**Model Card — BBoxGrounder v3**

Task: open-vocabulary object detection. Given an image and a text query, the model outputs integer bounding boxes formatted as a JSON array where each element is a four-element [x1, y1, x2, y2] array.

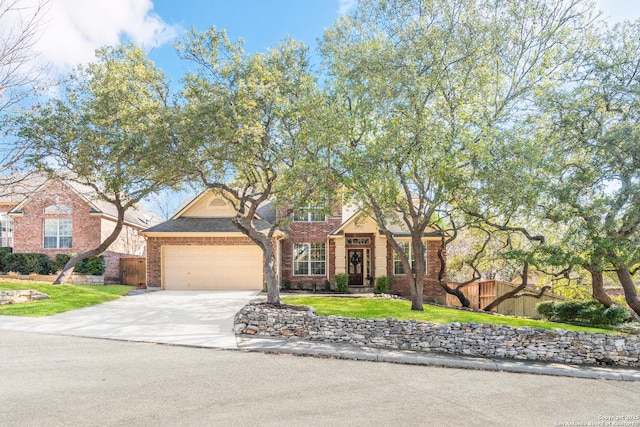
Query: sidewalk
[[236, 335, 640, 382]]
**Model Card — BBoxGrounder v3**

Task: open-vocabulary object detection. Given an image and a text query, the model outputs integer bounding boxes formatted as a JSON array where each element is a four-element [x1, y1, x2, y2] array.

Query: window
[[0, 214, 13, 247], [43, 204, 73, 214], [346, 237, 371, 246], [293, 243, 326, 275], [43, 219, 72, 249], [208, 198, 227, 208], [394, 242, 416, 275], [294, 207, 325, 222]]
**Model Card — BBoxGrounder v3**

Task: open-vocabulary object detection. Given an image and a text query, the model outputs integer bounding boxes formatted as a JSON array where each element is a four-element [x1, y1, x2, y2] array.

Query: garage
[[162, 245, 263, 290]]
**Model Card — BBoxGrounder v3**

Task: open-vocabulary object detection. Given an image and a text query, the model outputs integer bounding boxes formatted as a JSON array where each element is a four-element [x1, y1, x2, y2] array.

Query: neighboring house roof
[[142, 217, 272, 234], [2, 175, 161, 229]]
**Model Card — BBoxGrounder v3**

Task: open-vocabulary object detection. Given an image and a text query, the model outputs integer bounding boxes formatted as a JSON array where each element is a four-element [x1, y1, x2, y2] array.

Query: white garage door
[[162, 245, 263, 290]]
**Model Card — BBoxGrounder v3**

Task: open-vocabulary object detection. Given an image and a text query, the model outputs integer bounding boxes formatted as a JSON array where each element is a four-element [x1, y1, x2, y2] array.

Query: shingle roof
[[142, 217, 272, 234]]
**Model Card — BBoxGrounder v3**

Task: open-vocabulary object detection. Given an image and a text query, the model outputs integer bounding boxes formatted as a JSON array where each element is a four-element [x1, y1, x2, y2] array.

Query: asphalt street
[[1, 329, 639, 427]]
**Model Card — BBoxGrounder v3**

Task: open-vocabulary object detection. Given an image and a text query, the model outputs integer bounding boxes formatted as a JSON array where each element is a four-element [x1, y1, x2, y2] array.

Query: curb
[[236, 335, 640, 382]]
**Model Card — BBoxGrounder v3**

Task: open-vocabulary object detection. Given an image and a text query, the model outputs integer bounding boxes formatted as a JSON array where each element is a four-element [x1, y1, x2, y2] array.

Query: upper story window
[[294, 207, 325, 222], [0, 213, 13, 247], [43, 204, 73, 214]]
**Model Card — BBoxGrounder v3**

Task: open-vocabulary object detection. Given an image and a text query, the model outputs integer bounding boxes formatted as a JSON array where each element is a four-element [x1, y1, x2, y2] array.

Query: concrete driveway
[[0, 290, 258, 349]]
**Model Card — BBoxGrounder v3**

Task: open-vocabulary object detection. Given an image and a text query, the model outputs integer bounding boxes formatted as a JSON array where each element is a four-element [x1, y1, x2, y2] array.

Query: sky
[[15, 0, 640, 87]]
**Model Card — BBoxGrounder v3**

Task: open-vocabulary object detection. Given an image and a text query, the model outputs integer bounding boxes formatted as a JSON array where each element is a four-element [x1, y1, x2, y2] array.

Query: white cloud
[[337, 0, 357, 16], [32, 0, 179, 70]]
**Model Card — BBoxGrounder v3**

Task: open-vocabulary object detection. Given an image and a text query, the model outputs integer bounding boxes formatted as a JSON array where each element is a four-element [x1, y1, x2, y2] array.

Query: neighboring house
[[142, 189, 446, 303], [0, 177, 160, 282]]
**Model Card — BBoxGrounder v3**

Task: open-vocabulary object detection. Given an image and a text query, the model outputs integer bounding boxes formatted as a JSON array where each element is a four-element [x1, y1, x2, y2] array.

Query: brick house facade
[[143, 189, 446, 303], [1, 179, 158, 282]]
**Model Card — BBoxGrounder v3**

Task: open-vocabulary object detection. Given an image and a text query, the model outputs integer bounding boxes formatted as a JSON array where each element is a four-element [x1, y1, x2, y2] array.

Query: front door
[[348, 249, 363, 286]]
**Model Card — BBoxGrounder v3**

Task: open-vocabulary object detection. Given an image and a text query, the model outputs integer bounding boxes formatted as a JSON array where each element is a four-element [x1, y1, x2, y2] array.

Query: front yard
[[281, 296, 617, 334], [0, 281, 133, 317]]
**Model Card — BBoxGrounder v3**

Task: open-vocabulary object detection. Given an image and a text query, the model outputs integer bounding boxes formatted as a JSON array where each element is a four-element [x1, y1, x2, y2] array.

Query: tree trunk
[[410, 273, 424, 311], [584, 265, 613, 308], [235, 216, 280, 305], [436, 235, 470, 307], [54, 203, 126, 284], [616, 264, 640, 318]]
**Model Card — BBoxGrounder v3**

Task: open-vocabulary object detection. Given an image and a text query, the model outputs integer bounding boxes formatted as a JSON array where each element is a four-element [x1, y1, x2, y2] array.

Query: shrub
[[296, 282, 305, 290], [4, 253, 55, 275], [55, 254, 106, 275], [335, 273, 349, 293], [0, 246, 13, 272], [324, 279, 331, 292], [76, 256, 105, 275], [375, 276, 390, 294], [283, 279, 292, 291], [536, 301, 556, 318], [537, 300, 631, 325]]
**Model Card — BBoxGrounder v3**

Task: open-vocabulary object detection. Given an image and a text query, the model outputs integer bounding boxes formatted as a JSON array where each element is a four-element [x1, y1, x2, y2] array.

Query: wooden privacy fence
[[120, 257, 146, 287], [445, 280, 565, 319]]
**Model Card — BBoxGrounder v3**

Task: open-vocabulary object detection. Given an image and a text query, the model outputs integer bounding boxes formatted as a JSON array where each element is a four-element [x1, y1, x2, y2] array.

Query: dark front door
[[348, 249, 363, 286]]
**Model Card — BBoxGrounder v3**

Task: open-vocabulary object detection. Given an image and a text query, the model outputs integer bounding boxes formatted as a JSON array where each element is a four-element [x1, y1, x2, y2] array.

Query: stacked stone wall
[[235, 302, 640, 367]]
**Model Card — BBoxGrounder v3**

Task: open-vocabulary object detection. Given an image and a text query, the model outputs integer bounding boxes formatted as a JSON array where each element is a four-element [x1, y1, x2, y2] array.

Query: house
[[0, 177, 160, 282], [141, 189, 446, 303]]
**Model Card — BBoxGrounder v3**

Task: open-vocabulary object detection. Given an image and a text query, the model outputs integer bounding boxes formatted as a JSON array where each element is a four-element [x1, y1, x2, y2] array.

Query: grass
[[281, 296, 616, 334], [0, 281, 134, 317]]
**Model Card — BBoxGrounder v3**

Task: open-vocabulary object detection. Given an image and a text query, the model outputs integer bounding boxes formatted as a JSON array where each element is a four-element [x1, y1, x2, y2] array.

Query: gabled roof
[[142, 188, 279, 237], [5, 176, 161, 229], [329, 210, 442, 238]]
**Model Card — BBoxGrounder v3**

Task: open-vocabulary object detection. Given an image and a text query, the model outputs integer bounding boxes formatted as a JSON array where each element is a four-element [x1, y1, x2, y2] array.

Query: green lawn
[[281, 296, 616, 334], [0, 281, 134, 317]]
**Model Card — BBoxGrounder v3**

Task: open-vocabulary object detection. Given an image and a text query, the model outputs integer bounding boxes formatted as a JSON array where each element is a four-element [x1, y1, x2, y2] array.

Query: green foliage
[[296, 282, 305, 290], [536, 301, 632, 325], [324, 279, 331, 291], [282, 279, 292, 291], [0, 247, 13, 272], [334, 273, 349, 293], [3, 253, 55, 275], [374, 275, 393, 294], [54, 254, 105, 275]]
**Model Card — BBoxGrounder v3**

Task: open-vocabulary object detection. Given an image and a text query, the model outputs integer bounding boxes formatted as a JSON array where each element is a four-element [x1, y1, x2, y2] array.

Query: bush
[[536, 300, 631, 325], [0, 246, 13, 272], [324, 279, 331, 291], [335, 273, 349, 293], [296, 282, 305, 290], [283, 279, 292, 291], [55, 254, 106, 275], [375, 276, 390, 294], [4, 253, 55, 275], [76, 256, 105, 275], [536, 301, 556, 318]]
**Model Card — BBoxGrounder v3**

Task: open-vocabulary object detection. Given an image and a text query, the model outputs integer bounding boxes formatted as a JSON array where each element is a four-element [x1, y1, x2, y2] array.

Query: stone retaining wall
[[234, 302, 640, 367]]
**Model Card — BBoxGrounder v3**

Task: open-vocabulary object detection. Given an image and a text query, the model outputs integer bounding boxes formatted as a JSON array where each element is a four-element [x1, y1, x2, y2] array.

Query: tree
[[0, 0, 49, 187], [321, 0, 594, 310], [18, 44, 176, 284], [175, 29, 326, 305], [533, 20, 640, 317]]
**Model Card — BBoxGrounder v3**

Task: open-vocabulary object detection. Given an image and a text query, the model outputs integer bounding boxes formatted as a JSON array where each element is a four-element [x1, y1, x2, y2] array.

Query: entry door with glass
[[348, 249, 363, 286]]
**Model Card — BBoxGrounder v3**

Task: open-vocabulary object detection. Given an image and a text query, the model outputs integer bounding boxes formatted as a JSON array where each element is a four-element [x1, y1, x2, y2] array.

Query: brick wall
[[387, 240, 446, 303], [12, 180, 102, 257], [280, 214, 342, 287], [146, 236, 263, 287]]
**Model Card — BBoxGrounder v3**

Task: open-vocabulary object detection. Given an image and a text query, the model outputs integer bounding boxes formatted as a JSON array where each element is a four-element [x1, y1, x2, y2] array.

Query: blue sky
[[24, 0, 640, 88], [149, 0, 344, 83]]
